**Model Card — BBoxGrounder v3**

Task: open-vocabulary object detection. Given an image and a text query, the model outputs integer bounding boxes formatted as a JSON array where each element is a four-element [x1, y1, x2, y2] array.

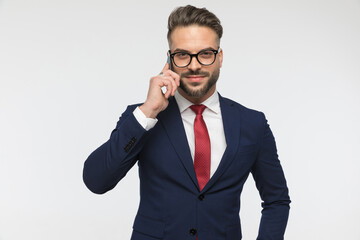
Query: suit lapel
[[202, 94, 242, 192], [158, 98, 199, 190], [158, 94, 242, 193]]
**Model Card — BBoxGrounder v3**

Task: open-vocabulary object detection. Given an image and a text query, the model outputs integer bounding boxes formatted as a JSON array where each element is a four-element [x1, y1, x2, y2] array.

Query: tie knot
[[190, 104, 206, 115]]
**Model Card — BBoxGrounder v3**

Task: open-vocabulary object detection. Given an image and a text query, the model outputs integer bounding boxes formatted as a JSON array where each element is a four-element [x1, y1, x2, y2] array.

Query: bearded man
[[83, 5, 290, 240]]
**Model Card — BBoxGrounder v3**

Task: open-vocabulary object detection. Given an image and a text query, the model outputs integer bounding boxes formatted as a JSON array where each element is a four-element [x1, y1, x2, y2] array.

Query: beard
[[179, 68, 220, 98]]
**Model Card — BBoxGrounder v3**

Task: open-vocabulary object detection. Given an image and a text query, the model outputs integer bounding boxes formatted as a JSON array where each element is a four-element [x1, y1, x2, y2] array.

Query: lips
[[186, 75, 205, 82]]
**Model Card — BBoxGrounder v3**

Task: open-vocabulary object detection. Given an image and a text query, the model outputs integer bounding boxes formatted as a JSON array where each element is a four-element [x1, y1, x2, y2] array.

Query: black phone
[[167, 54, 173, 70]]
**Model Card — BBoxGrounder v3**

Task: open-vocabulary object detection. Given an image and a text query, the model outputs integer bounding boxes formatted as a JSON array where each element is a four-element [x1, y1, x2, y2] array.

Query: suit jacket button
[[198, 194, 205, 201], [189, 228, 197, 236]]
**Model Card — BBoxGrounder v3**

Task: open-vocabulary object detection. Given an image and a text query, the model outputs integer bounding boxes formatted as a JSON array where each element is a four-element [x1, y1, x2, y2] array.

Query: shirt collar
[[174, 89, 220, 114]]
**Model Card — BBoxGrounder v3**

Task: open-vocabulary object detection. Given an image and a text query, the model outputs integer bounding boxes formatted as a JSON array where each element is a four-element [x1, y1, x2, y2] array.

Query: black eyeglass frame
[[168, 49, 220, 68]]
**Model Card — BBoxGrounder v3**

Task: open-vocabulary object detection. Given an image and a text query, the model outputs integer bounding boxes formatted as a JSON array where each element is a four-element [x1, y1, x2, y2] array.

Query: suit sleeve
[[83, 105, 148, 194], [251, 113, 291, 240]]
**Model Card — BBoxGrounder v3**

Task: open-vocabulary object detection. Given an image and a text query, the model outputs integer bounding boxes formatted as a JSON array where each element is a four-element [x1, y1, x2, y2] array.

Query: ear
[[218, 48, 223, 68]]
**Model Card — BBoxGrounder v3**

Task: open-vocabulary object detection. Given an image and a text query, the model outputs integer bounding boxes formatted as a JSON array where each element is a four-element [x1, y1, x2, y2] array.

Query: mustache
[[181, 70, 210, 78]]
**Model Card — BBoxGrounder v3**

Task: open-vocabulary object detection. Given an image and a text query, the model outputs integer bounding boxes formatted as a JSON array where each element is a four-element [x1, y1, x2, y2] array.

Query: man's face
[[169, 25, 223, 103]]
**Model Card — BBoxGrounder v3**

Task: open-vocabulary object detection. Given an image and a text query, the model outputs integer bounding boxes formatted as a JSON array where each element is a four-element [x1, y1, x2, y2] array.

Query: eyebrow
[[172, 47, 218, 53]]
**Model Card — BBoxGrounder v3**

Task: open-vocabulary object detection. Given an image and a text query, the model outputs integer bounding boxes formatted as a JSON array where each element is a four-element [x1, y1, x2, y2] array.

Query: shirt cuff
[[133, 106, 158, 131]]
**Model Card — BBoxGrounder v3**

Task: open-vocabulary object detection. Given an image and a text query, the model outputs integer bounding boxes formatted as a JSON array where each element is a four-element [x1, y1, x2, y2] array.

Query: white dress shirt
[[133, 90, 227, 178]]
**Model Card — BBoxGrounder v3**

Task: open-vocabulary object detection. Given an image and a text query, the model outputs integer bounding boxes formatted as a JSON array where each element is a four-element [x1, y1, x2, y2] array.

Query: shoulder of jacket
[[220, 95, 264, 119]]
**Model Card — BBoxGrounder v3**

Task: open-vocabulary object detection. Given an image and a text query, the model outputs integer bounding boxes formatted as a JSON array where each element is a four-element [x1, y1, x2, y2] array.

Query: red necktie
[[190, 105, 211, 191]]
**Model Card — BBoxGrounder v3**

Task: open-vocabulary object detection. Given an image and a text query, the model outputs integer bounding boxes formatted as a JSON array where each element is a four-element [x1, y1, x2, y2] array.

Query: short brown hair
[[167, 5, 223, 45]]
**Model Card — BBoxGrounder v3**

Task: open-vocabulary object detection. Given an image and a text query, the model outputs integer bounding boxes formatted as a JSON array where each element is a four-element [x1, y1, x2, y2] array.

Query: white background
[[1, 0, 360, 239]]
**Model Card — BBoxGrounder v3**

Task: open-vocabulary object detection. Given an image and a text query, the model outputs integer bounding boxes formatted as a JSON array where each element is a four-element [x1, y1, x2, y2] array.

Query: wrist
[[139, 103, 160, 119]]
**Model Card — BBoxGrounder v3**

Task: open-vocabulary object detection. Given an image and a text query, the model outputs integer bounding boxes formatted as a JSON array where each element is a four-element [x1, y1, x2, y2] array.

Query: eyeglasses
[[168, 49, 219, 68]]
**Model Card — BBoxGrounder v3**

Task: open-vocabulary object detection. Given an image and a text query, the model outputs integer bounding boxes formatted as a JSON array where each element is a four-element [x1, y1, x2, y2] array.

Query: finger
[[170, 76, 178, 95], [160, 77, 173, 99], [161, 62, 170, 74], [162, 76, 177, 96], [161, 68, 180, 87], [166, 70, 180, 87]]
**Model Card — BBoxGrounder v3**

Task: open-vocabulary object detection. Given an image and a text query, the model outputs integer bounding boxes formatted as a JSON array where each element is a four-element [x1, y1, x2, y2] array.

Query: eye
[[174, 52, 189, 59], [199, 51, 214, 58]]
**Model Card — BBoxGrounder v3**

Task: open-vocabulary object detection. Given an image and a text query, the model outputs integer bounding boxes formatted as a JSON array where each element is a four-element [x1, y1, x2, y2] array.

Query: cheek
[[208, 65, 220, 75], [174, 68, 188, 77], [172, 65, 182, 73]]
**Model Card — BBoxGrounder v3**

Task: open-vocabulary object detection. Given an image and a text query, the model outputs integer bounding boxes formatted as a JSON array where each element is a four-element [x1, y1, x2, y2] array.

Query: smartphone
[[167, 54, 173, 71], [161, 54, 172, 95]]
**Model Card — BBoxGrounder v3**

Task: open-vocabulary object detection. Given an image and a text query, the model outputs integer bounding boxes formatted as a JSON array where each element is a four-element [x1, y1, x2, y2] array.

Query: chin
[[180, 85, 208, 98], [179, 70, 218, 99]]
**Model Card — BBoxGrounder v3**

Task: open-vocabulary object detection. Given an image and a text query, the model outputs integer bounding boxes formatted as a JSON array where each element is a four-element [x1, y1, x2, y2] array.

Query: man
[[83, 5, 290, 240]]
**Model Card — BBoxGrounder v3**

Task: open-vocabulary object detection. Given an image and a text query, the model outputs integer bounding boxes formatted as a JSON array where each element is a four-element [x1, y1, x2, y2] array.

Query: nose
[[187, 55, 202, 72]]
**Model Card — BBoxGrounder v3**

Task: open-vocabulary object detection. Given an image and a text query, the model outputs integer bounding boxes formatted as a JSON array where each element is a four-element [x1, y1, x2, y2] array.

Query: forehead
[[169, 25, 219, 52]]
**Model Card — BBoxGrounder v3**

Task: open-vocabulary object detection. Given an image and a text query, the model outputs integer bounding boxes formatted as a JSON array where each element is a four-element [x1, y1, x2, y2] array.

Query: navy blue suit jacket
[[83, 94, 290, 240]]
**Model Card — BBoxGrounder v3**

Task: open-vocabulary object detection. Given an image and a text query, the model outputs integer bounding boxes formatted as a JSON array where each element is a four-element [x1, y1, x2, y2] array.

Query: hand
[[139, 63, 180, 118]]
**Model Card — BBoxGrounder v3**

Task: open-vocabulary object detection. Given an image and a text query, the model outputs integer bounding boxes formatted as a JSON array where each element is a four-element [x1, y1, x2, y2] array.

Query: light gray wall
[[0, 0, 359, 239]]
